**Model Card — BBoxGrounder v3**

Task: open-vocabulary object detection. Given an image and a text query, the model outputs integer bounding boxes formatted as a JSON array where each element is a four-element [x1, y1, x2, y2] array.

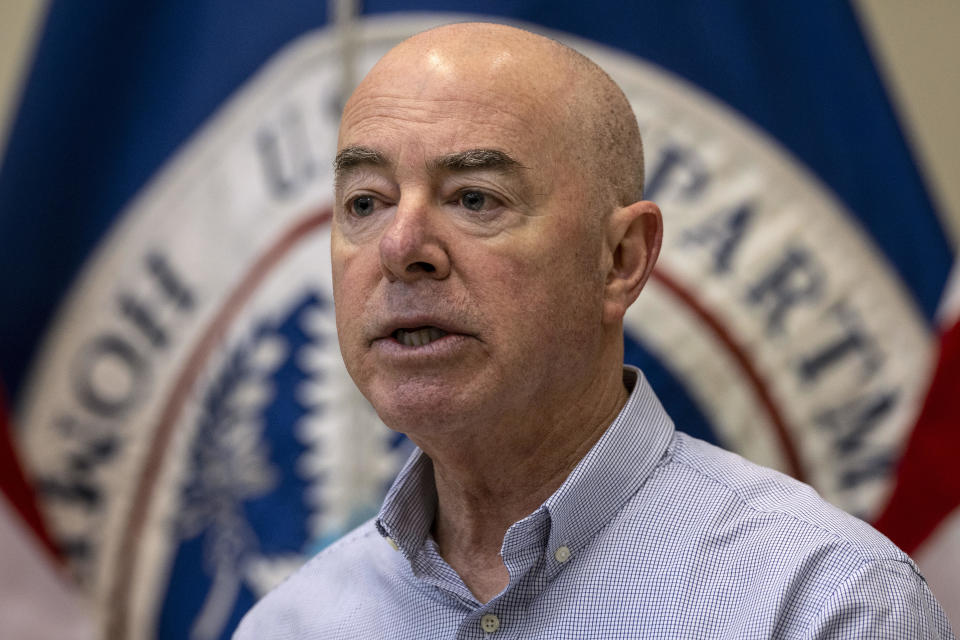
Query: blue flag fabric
[[1, 2, 956, 637]]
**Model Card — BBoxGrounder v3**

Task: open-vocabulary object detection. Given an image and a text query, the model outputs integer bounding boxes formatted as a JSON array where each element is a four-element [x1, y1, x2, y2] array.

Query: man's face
[[331, 46, 610, 437]]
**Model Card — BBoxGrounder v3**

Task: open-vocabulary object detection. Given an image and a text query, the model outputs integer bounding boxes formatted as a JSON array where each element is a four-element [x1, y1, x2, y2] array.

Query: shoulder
[[802, 558, 956, 639], [233, 519, 402, 639], [605, 433, 955, 636], [660, 431, 910, 565]]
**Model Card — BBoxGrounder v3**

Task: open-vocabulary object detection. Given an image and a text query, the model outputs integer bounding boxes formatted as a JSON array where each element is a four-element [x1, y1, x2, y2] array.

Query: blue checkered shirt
[[234, 367, 954, 639]]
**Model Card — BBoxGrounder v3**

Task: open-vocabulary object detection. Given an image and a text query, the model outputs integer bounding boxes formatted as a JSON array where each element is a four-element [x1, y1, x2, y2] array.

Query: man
[[235, 22, 954, 638]]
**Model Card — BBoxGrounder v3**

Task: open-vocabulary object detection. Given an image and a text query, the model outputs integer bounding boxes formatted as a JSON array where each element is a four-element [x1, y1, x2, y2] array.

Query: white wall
[[852, 0, 960, 248], [0, 0, 47, 168]]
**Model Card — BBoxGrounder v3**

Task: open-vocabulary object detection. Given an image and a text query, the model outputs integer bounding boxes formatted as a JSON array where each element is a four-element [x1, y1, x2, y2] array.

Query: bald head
[[342, 22, 644, 209], [557, 42, 647, 206]]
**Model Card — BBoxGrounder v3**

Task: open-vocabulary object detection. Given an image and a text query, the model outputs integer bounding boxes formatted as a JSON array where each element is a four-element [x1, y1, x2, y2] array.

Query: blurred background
[[1, 1, 958, 638]]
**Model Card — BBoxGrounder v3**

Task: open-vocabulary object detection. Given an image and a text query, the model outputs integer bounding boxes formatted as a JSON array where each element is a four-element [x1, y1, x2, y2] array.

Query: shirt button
[[480, 613, 500, 633], [554, 545, 571, 563], [385, 536, 399, 551]]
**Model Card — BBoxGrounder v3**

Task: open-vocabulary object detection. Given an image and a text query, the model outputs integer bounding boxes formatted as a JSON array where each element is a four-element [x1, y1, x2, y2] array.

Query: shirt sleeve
[[802, 558, 955, 640]]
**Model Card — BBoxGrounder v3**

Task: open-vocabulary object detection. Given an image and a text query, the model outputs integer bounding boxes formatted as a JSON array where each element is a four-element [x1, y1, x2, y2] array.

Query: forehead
[[337, 48, 569, 169], [339, 97, 554, 173]]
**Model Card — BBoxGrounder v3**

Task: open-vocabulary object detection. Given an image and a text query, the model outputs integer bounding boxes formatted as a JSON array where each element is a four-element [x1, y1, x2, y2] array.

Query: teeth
[[395, 327, 447, 347]]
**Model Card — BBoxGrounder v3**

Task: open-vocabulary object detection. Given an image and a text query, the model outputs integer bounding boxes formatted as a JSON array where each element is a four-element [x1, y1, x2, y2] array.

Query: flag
[[874, 262, 960, 619], [0, 390, 95, 640], [1, 1, 956, 637]]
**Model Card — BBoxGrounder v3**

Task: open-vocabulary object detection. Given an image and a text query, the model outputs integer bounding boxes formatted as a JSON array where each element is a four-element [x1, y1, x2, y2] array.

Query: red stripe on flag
[[0, 386, 60, 559], [873, 317, 960, 553]]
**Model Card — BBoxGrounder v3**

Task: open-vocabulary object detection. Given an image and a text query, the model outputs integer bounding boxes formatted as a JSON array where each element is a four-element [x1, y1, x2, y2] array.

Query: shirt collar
[[375, 446, 435, 562], [539, 366, 675, 570], [376, 366, 675, 573]]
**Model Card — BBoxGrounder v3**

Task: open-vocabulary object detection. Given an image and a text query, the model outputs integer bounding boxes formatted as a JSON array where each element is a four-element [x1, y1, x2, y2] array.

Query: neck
[[416, 360, 629, 603]]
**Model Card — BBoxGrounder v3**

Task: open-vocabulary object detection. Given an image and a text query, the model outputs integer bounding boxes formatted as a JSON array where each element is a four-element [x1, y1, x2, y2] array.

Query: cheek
[[332, 233, 369, 291], [524, 238, 606, 332], [331, 245, 371, 338], [471, 244, 589, 331], [330, 232, 348, 292]]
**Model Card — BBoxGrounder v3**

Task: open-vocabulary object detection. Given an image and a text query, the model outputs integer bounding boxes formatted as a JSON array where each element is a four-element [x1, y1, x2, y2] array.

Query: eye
[[459, 190, 499, 212], [349, 195, 377, 217]]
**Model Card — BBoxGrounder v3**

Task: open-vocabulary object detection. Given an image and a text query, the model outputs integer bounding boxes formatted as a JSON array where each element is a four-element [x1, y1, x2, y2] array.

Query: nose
[[378, 197, 451, 282]]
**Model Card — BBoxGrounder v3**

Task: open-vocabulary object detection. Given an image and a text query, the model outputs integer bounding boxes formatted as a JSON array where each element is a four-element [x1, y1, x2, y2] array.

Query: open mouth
[[393, 326, 449, 347]]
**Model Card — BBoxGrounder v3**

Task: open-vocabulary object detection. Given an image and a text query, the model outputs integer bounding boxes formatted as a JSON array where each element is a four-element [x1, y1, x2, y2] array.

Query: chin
[[364, 377, 480, 435]]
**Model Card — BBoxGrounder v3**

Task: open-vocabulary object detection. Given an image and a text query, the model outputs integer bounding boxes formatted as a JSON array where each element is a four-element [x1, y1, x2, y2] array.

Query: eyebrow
[[334, 146, 388, 187], [430, 148, 526, 174], [333, 146, 527, 188]]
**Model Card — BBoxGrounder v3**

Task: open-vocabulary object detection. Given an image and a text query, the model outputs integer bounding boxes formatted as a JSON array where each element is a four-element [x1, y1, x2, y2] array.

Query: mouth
[[392, 326, 449, 347]]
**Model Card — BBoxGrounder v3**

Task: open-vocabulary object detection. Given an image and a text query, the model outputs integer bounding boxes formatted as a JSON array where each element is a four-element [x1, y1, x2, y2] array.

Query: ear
[[603, 200, 663, 324]]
